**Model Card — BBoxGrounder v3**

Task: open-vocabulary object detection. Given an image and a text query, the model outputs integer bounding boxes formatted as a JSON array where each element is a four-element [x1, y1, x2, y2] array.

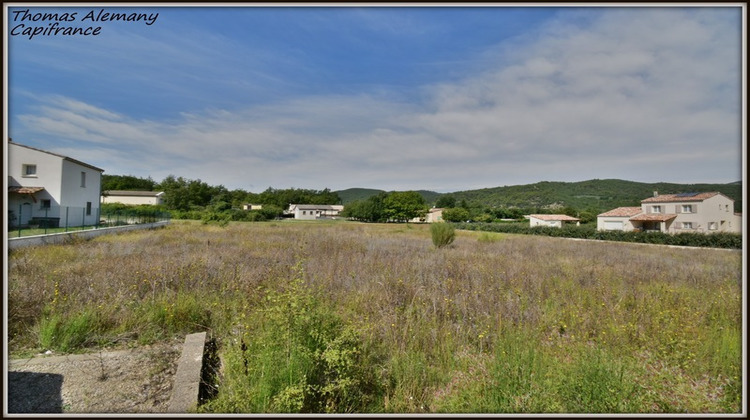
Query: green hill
[[337, 179, 742, 213], [446, 179, 743, 213]]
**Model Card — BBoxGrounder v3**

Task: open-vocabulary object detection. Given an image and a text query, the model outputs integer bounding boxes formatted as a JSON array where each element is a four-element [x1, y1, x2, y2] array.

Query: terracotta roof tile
[[529, 214, 580, 221], [8, 186, 45, 194], [641, 192, 720, 203], [629, 213, 678, 222], [597, 207, 643, 217]]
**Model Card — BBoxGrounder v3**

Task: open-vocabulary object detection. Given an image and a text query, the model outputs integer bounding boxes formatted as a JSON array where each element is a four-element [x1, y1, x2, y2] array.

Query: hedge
[[452, 222, 742, 249]]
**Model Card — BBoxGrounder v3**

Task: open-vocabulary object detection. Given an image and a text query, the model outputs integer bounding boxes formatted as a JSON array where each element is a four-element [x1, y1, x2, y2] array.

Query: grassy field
[[6, 220, 743, 413]]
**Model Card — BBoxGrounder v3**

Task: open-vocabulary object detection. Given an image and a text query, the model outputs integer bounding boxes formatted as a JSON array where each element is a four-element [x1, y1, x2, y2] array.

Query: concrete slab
[[167, 332, 207, 413]]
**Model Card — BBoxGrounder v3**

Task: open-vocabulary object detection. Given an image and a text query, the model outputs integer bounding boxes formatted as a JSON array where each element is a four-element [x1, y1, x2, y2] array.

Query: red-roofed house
[[597, 192, 741, 233], [8, 139, 104, 228], [528, 214, 580, 228]]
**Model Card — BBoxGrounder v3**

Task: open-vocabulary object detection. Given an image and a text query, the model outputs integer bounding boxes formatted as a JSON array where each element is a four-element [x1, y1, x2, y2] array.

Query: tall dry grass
[[7, 220, 743, 413]]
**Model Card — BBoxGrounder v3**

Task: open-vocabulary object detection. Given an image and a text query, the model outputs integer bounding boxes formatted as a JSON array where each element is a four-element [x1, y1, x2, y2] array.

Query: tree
[[101, 174, 156, 191], [383, 191, 427, 222], [442, 207, 470, 223], [341, 192, 386, 222], [435, 195, 457, 209]]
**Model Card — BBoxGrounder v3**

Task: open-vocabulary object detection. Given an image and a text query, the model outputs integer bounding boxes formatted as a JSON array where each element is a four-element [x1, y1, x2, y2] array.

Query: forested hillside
[[336, 179, 742, 214], [444, 179, 742, 213]]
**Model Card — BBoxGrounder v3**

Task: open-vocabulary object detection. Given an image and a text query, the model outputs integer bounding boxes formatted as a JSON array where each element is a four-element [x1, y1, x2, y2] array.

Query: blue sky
[[5, 4, 744, 193]]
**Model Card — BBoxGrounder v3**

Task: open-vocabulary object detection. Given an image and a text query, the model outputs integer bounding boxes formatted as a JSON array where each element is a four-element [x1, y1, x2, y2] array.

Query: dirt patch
[[7, 339, 182, 414]]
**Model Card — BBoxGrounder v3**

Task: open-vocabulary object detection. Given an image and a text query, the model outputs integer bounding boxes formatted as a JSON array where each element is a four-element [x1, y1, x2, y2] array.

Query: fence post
[[82, 207, 86, 230], [96, 206, 100, 229], [18, 204, 22, 237], [65, 207, 69, 232], [44, 207, 48, 235]]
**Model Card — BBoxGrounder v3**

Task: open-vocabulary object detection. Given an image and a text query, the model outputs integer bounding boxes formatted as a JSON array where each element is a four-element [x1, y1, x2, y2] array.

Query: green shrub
[[430, 223, 456, 248], [39, 310, 99, 352], [201, 262, 382, 413]]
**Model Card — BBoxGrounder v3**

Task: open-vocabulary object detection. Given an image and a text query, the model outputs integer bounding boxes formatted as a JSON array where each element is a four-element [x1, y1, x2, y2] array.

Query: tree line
[[101, 174, 341, 223]]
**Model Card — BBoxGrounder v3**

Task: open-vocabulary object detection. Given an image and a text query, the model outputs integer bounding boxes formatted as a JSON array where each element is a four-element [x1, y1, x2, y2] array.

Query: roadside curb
[[168, 332, 207, 413]]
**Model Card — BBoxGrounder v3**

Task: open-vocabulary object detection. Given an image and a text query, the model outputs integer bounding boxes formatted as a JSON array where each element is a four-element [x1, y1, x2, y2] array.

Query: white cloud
[[10, 7, 742, 192]]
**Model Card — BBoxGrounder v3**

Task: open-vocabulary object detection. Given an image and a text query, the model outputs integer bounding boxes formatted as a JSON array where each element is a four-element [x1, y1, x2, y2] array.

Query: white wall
[[60, 159, 102, 226], [101, 195, 162, 205]]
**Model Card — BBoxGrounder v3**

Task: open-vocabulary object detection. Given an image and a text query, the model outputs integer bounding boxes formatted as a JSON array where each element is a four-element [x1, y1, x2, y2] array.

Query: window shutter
[[675, 205, 681, 213]]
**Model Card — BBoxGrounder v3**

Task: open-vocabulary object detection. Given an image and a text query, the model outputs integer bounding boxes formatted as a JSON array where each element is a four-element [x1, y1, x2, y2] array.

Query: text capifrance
[[10, 9, 159, 40]]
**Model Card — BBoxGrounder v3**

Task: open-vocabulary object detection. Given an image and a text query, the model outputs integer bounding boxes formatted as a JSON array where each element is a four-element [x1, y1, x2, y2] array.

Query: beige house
[[101, 190, 164, 206], [242, 204, 263, 211], [597, 192, 741, 233], [528, 214, 580, 228], [410, 208, 444, 223], [287, 204, 344, 220]]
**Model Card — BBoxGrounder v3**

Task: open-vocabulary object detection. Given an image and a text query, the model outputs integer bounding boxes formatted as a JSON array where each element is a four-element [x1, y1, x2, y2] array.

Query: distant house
[[287, 204, 344, 220], [101, 190, 165, 206], [426, 208, 444, 223], [528, 214, 581, 228], [8, 139, 104, 228], [409, 208, 444, 223], [597, 191, 741, 233], [242, 204, 263, 211]]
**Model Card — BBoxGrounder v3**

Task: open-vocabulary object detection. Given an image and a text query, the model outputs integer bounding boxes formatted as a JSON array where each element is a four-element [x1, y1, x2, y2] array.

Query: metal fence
[[8, 205, 171, 238]]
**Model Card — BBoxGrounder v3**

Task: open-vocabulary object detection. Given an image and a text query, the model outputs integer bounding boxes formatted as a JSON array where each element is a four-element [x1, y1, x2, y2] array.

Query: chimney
[[653, 191, 658, 197]]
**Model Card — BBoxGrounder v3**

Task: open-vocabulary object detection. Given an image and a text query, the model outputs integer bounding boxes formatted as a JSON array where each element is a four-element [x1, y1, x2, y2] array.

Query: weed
[[430, 223, 455, 248]]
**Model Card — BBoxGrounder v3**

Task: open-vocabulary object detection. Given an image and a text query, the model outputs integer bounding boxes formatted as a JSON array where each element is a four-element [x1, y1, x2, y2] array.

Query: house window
[[652, 205, 661, 213], [681, 205, 693, 213], [41, 199, 51, 209], [86, 202, 92, 216], [81, 172, 87, 188], [708, 222, 717, 230], [682, 222, 693, 229], [22, 164, 37, 177]]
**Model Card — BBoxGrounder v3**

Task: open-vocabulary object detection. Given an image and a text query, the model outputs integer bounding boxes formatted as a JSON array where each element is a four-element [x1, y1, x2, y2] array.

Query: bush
[[430, 223, 456, 248], [452, 222, 741, 249]]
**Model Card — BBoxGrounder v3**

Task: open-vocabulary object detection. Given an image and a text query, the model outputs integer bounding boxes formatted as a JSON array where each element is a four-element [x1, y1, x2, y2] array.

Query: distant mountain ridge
[[334, 179, 743, 213]]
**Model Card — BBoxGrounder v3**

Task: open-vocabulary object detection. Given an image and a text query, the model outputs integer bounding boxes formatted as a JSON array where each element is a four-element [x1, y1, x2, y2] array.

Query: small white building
[[528, 214, 581, 228], [287, 204, 344, 220], [242, 203, 263, 211], [8, 139, 104, 228], [101, 190, 165, 206]]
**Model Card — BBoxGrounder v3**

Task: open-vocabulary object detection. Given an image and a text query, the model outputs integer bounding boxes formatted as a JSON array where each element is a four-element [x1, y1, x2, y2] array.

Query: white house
[[242, 203, 263, 211], [101, 190, 165, 206], [8, 139, 104, 228], [528, 214, 581, 228], [287, 204, 344, 220], [597, 192, 742, 234]]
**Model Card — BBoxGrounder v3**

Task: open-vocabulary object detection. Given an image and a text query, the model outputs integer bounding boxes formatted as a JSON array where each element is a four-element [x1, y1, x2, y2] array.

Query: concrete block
[[168, 332, 206, 413]]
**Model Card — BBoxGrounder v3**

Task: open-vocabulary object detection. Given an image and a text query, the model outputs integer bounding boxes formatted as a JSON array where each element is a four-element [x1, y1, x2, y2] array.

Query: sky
[[4, 3, 745, 193]]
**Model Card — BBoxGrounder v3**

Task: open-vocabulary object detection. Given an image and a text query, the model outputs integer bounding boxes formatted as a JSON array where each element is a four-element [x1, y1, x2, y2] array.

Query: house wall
[[294, 208, 319, 220], [101, 195, 162, 205], [8, 144, 63, 225], [60, 159, 102, 227], [530, 217, 562, 228], [597, 216, 636, 231]]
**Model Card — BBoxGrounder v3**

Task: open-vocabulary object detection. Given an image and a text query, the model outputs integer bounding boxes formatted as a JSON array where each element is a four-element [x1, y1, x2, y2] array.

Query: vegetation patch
[[8, 221, 742, 413]]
